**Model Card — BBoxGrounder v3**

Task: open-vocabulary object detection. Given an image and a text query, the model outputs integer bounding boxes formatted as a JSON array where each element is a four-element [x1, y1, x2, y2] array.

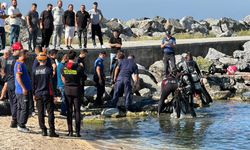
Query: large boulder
[[151, 21, 165, 32], [139, 74, 159, 92], [101, 108, 120, 118], [149, 60, 164, 83], [219, 57, 238, 65], [84, 86, 97, 101], [210, 90, 232, 100], [241, 92, 250, 101], [243, 41, 250, 51], [106, 20, 124, 31], [191, 23, 209, 34], [131, 28, 147, 37], [153, 16, 167, 24], [205, 48, 226, 60], [165, 19, 185, 33], [210, 25, 223, 36], [220, 17, 243, 32], [122, 27, 134, 37], [139, 88, 152, 98], [126, 19, 139, 28], [180, 16, 196, 31], [204, 18, 220, 27], [243, 15, 250, 25]]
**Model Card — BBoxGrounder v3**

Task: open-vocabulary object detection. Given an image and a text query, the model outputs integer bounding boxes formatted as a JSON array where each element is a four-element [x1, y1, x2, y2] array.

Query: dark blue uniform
[[111, 59, 138, 111], [93, 57, 105, 106], [5, 55, 18, 123]]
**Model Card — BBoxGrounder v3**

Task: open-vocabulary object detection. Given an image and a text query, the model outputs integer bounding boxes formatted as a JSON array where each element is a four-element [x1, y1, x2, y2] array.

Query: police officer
[[93, 51, 106, 107], [158, 70, 178, 116], [110, 55, 139, 112], [61, 50, 85, 137], [161, 31, 176, 76], [32, 52, 59, 137], [5, 42, 23, 128]]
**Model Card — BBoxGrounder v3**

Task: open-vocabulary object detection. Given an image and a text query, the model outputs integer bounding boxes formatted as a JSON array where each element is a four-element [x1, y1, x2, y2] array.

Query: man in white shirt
[[0, 2, 7, 50], [89, 2, 105, 48], [52, 0, 64, 50], [8, 0, 22, 45]]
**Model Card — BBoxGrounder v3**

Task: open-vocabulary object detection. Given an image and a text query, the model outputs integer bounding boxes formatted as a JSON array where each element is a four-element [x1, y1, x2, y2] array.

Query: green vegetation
[[194, 56, 213, 71], [236, 30, 250, 36]]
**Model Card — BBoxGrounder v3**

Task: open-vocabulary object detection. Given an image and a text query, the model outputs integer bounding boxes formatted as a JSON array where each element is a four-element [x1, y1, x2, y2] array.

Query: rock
[[131, 28, 147, 37], [220, 17, 243, 32], [122, 27, 134, 37], [152, 32, 165, 37], [180, 16, 196, 31], [106, 20, 124, 31], [0, 101, 11, 116], [191, 23, 209, 34], [205, 48, 226, 60], [120, 34, 131, 41], [243, 41, 250, 51], [205, 18, 220, 27], [175, 54, 184, 64], [149, 60, 164, 83], [138, 20, 152, 32], [241, 92, 250, 101], [126, 19, 139, 28], [219, 57, 238, 65], [210, 25, 223, 36], [210, 90, 232, 100], [165, 19, 185, 33], [218, 30, 233, 37], [137, 63, 146, 70], [153, 16, 167, 24], [84, 86, 97, 101], [243, 15, 250, 25], [139, 88, 152, 98], [151, 21, 165, 32], [101, 108, 120, 118], [139, 74, 159, 91], [233, 50, 245, 59]]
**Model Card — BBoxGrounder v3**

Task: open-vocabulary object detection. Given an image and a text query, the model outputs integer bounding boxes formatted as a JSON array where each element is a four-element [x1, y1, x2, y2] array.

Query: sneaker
[[101, 45, 106, 49], [17, 126, 30, 133], [29, 112, 36, 118], [66, 45, 70, 50], [58, 46, 64, 50], [10, 120, 17, 128], [79, 46, 82, 49], [69, 46, 74, 49], [93, 45, 97, 48]]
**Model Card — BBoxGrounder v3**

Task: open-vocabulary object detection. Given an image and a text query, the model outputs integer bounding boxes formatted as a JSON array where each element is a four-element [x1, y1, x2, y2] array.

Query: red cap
[[12, 42, 23, 51]]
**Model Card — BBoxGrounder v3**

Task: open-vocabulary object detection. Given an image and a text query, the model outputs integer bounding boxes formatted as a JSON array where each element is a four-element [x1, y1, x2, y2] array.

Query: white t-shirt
[[8, 6, 21, 26], [52, 7, 64, 26], [0, 9, 5, 27]]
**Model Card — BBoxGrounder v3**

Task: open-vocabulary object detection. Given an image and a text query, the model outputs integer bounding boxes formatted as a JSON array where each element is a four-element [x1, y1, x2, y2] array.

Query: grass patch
[[194, 56, 213, 71], [235, 30, 250, 36]]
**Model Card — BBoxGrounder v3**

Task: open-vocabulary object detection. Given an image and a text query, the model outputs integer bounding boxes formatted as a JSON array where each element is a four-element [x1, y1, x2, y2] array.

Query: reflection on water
[[81, 101, 250, 150]]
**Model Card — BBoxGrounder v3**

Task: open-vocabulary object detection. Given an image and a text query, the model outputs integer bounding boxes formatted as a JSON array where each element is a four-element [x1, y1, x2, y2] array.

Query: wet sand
[[0, 114, 96, 150]]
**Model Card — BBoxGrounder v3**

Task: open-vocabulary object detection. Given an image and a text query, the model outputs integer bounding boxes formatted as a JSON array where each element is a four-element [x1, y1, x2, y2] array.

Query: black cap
[[100, 51, 106, 55], [93, 2, 98, 5]]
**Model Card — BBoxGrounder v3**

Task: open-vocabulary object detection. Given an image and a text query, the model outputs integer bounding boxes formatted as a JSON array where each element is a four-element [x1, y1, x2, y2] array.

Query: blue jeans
[[10, 25, 20, 45], [58, 87, 67, 115]]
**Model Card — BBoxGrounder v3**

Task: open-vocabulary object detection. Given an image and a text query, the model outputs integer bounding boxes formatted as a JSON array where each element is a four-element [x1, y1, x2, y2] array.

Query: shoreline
[[0, 113, 96, 150]]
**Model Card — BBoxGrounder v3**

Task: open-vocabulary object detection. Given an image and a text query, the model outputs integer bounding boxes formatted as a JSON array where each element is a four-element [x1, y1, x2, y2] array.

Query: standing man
[[109, 30, 122, 77], [110, 55, 139, 112], [52, 0, 64, 50], [0, 2, 8, 50], [8, 0, 22, 45], [63, 4, 75, 50], [89, 2, 105, 48], [5, 42, 22, 128], [26, 3, 39, 51], [61, 50, 85, 137], [161, 31, 176, 76], [40, 4, 54, 48], [14, 49, 32, 132], [93, 51, 106, 107], [76, 5, 90, 49], [32, 52, 59, 137]]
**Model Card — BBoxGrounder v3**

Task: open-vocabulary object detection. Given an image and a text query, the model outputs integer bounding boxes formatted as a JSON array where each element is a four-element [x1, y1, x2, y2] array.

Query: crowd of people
[[0, 0, 213, 139], [0, 0, 106, 51]]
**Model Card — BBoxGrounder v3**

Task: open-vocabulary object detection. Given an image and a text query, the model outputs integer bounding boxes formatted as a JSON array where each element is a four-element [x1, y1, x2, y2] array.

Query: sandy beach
[[0, 114, 96, 150]]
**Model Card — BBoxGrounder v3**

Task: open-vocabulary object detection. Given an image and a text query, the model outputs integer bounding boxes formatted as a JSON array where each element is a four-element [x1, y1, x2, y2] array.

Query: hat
[[100, 51, 106, 55], [36, 52, 47, 61], [1, 2, 7, 8], [12, 42, 23, 51]]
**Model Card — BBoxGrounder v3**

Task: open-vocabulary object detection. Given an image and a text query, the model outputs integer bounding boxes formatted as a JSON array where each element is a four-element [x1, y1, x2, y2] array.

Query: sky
[[4, 0, 250, 21]]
